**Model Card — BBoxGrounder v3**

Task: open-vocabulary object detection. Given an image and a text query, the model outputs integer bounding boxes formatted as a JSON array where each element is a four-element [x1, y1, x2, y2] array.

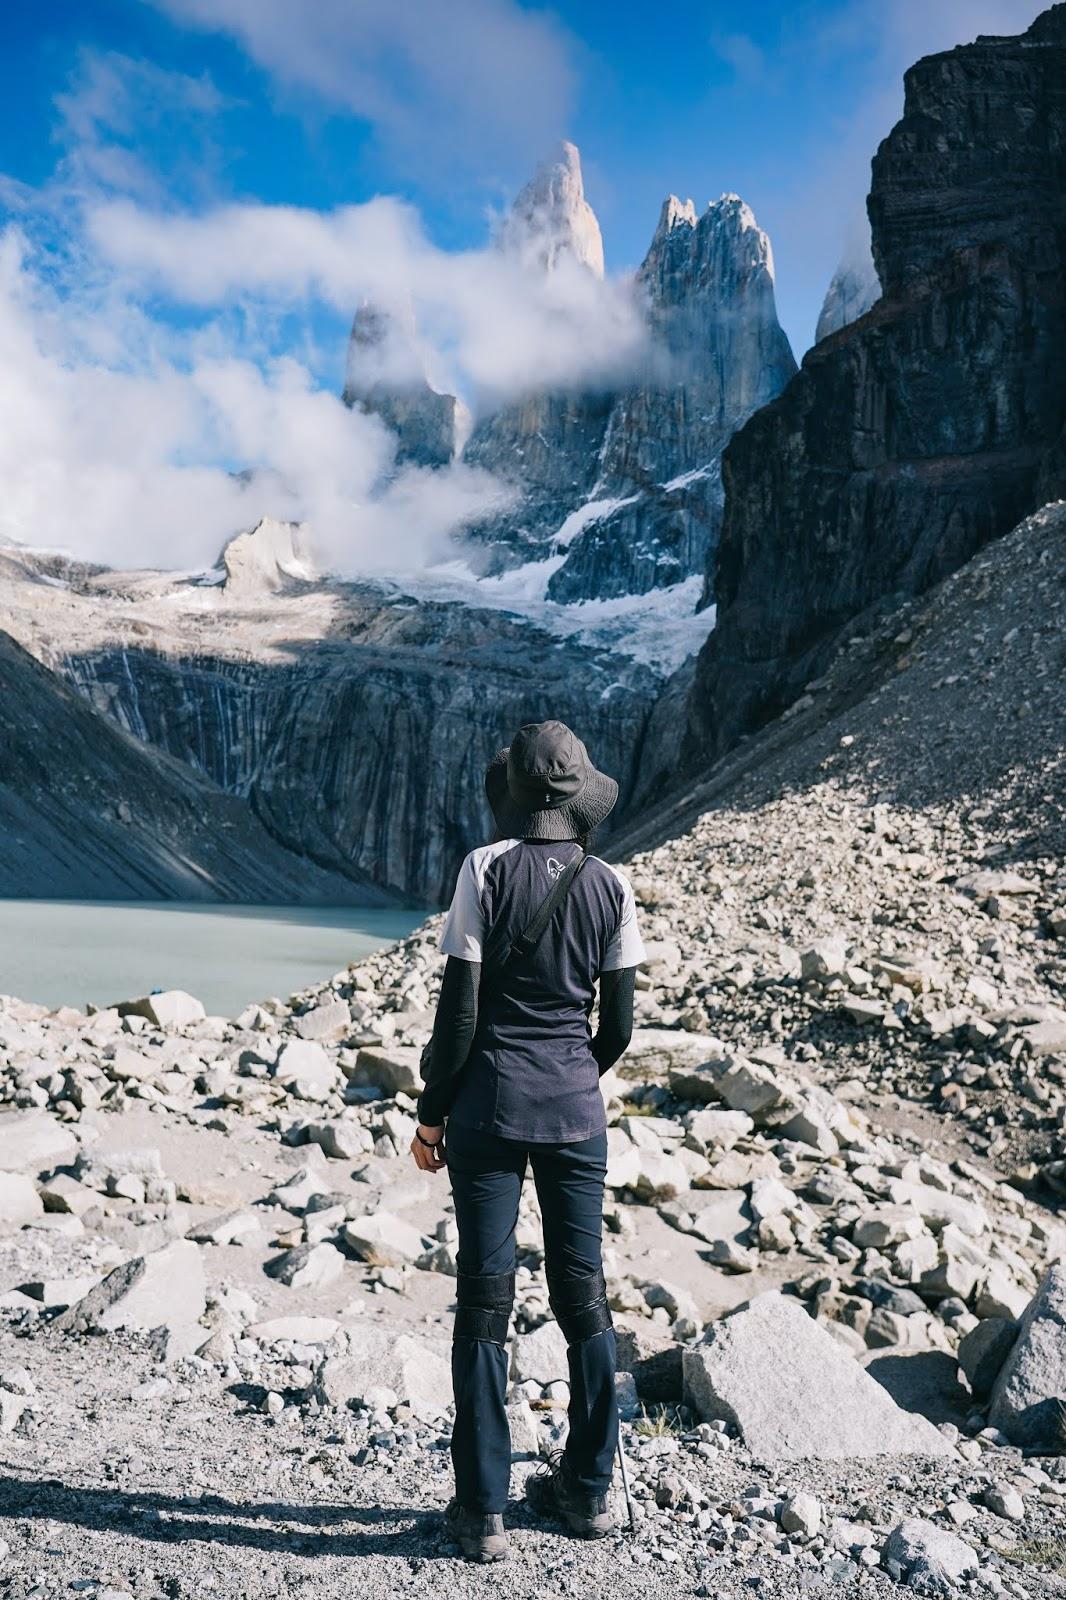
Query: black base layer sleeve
[[416, 955, 481, 1126], [590, 965, 636, 1075]]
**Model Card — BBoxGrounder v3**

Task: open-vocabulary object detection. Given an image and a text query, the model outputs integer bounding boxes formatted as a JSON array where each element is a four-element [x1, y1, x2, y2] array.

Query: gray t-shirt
[[439, 837, 646, 1143]]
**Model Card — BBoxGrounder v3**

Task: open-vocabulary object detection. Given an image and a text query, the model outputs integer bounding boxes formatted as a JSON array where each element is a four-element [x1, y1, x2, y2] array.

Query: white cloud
[[85, 193, 648, 405], [0, 25, 645, 579], [53, 49, 231, 202], [0, 227, 513, 575], [148, 0, 578, 186]]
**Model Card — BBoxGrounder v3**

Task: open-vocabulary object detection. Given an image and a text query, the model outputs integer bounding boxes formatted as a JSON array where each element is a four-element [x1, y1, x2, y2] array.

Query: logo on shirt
[[545, 856, 565, 881]]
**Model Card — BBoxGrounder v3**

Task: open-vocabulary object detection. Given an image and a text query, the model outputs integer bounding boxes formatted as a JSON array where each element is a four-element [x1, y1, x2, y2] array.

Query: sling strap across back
[[479, 847, 587, 981], [417, 846, 588, 1106]]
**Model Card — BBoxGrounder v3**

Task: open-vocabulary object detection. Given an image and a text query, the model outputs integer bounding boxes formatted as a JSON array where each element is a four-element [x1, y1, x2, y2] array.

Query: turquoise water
[[0, 902, 424, 1018]]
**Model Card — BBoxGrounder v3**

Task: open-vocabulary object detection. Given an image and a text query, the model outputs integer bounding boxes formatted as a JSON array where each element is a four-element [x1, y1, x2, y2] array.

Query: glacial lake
[[0, 902, 426, 1018]]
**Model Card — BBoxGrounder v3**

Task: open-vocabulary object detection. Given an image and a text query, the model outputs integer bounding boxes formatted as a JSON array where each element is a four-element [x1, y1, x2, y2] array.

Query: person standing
[[410, 720, 645, 1562]]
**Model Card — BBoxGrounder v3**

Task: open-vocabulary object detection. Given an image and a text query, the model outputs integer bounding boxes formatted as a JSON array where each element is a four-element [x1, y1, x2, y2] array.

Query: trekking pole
[[616, 1434, 636, 1534]]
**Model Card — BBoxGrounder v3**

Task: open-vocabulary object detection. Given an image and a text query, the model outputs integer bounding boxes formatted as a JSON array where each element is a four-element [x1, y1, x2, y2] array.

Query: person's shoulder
[[462, 838, 522, 885], [587, 854, 636, 900]]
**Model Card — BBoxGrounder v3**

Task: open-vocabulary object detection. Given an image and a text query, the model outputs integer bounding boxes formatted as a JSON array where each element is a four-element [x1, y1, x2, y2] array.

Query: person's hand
[[410, 1123, 446, 1172]]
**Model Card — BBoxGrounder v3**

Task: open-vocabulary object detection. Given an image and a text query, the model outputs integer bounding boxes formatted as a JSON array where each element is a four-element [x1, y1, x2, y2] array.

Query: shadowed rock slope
[[0, 630, 377, 903], [612, 499, 1066, 1179], [686, 4, 1066, 767]]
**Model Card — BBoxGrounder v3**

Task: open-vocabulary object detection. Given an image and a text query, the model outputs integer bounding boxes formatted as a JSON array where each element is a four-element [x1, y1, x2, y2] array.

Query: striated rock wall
[[685, 4, 1066, 767], [59, 589, 663, 905], [0, 630, 370, 903]]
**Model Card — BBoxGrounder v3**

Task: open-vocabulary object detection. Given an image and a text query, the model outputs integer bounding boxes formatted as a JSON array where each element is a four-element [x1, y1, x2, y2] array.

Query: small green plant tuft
[[1001, 1537, 1066, 1578], [632, 1402, 685, 1438]]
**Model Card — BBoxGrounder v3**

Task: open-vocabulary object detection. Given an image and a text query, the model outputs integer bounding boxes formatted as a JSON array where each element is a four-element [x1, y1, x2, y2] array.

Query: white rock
[[682, 1293, 953, 1460], [0, 1172, 44, 1231], [270, 1164, 330, 1212], [270, 1241, 346, 1290], [0, 1110, 78, 1173], [507, 1396, 543, 1456], [882, 1518, 978, 1593], [780, 1492, 822, 1537], [186, 1209, 261, 1246], [983, 1483, 1025, 1522], [294, 999, 351, 1042], [249, 1316, 340, 1345], [273, 1041, 337, 1102], [632, 1150, 690, 1201], [989, 1263, 1066, 1448], [118, 990, 206, 1030], [605, 1131, 642, 1190], [317, 1326, 450, 1422], [306, 1119, 373, 1160], [55, 1239, 206, 1334], [342, 1212, 424, 1267], [511, 1321, 569, 1386], [350, 1045, 422, 1097], [0, 1392, 26, 1433]]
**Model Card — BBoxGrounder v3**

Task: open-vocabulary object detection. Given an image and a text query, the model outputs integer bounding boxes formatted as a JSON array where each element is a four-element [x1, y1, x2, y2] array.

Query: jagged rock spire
[[498, 140, 605, 278], [815, 246, 881, 344], [343, 300, 468, 469]]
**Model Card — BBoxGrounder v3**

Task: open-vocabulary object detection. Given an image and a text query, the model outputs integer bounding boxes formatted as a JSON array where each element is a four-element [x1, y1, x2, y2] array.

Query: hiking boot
[[443, 1498, 509, 1562], [526, 1450, 615, 1538]]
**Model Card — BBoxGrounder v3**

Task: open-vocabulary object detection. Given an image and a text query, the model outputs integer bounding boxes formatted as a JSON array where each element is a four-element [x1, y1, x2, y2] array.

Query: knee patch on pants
[[548, 1266, 613, 1345], [454, 1270, 515, 1346]]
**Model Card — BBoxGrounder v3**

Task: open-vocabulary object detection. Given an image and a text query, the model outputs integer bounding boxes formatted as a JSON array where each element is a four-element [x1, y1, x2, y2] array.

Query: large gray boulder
[[317, 1326, 450, 1421], [682, 1292, 954, 1460], [882, 1518, 979, 1595], [988, 1264, 1066, 1447], [0, 1111, 78, 1173], [117, 991, 205, 1030], [958, 1317, 1018, 1399], [273, 1041, 337, 1102], [54, 1239, 206, 1334], [511, 1321, 569, 1386], [342, 1212, 425, 1267], [349, 1046, 422, 1098]]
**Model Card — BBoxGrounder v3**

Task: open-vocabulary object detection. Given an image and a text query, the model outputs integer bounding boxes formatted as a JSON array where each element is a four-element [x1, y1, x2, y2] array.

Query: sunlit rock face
[[463, 166, 795, 604], [221, 518, 315, 596], [497, 139, 606, 278], [685, 3, 1066, 768], [545, 193, 796, 604]]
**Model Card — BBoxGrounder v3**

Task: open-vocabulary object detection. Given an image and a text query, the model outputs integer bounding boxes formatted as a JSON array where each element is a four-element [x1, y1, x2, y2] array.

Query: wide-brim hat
[[485, 719, 619, 842]]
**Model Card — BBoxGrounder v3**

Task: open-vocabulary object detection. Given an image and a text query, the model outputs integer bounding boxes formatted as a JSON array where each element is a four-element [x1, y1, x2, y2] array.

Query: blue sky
[[0, 0, 1044, 572], [2, 0, 1044, 353]]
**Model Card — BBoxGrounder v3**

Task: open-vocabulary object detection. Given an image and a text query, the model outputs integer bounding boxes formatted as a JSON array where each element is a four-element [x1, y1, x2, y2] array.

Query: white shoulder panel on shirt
[[592, 856, 647, 971], [438, 838, 522, 962]]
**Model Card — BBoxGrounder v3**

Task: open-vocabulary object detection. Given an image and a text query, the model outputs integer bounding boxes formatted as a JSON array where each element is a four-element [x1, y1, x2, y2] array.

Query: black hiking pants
[[444, 1120, 618, 1514]]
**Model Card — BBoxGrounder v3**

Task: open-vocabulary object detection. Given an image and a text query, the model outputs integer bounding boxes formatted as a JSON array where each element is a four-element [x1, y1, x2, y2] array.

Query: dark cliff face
[[61, 592, 663, 905], [0, 630, 368, 903], [685, 4, 1066, 766]]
